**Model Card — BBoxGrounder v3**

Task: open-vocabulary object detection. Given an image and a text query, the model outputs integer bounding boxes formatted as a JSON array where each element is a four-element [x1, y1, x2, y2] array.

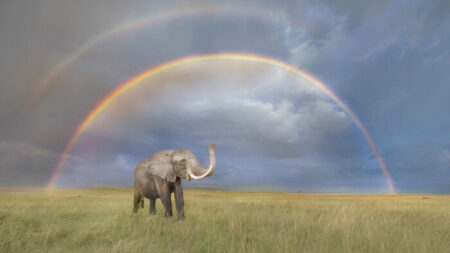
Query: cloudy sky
[[1, 0, 449, 193]]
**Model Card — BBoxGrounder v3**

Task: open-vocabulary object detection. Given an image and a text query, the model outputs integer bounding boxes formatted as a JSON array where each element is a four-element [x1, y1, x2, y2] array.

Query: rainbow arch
[[47, 53, 396, 194]]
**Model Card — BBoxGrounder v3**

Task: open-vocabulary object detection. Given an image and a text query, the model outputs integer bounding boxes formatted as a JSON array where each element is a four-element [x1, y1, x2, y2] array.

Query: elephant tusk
[[187, 163, 214, 179], [187, 142, 216, 180]]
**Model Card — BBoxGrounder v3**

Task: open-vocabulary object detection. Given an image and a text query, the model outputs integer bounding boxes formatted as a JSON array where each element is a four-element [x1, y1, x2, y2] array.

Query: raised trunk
[[187, 142, 216, 180]]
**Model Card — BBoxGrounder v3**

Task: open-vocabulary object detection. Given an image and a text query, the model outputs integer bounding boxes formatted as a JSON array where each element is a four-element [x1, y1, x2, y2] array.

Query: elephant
[[133, 142, 216, 219]]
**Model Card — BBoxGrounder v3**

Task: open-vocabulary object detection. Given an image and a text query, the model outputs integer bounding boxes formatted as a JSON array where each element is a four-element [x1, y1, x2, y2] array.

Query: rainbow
[[47, 53, 396, 194], [26, 5, 314, 108]]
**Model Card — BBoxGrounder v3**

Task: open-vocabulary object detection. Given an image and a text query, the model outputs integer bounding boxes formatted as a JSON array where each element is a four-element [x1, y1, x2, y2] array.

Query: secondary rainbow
[[47, 53, 396, 194], [26, 5, 314, 108]]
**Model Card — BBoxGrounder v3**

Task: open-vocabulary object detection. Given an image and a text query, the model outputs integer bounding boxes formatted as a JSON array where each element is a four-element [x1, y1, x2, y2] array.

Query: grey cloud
[[82, 62, 355, 159], [0, 141, 57, 187], [57, 153, 135, 187], [437, 148, 450, 171]]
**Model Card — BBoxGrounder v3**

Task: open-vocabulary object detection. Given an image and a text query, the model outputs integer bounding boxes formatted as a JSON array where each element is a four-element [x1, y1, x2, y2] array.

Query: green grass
[[0, 188, 449, 253]]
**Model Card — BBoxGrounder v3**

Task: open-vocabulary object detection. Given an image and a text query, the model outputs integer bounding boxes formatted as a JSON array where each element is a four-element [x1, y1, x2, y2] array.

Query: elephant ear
[[145, 150, 177, 182]]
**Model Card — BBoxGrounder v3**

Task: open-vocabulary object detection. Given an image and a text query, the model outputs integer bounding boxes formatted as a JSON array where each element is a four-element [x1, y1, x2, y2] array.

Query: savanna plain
[[0, 188, 449, 253]]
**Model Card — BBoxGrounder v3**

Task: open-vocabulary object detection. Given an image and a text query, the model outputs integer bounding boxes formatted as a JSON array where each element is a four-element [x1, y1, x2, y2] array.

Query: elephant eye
[[174, 159, 185, 165]]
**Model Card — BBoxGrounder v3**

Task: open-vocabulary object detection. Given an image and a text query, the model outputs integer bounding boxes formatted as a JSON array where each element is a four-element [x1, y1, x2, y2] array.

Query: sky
[[0, 0, 449, 193]]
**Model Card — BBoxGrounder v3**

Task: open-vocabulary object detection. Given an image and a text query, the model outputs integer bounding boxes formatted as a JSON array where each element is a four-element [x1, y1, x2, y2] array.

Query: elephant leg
[[160, 191, 173, 217], [149, 198, 156, 215], [133, 188, 142, 214], [174, 178, 185, 220], [140, 198, 144, 208], [155, 179, 173, 217]]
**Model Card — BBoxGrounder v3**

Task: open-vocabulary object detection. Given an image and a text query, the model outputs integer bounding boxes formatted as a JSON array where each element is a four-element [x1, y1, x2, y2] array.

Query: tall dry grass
[[0, 188, 448, 252]]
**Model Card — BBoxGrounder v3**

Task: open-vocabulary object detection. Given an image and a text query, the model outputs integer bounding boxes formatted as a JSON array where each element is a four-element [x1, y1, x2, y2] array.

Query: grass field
[[0, 188, 449, 253]]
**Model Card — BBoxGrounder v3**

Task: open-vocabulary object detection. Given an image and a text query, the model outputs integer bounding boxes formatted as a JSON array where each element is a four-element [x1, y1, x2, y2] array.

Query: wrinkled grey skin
[[133, 142, 216, 219]]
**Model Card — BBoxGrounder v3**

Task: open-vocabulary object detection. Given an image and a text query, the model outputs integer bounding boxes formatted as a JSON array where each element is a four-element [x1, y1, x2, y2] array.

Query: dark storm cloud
[[308, 0, 450, 193], [263, 0, 450, 193], [0, 0, 449, 192], [0, 141, 57, 187]]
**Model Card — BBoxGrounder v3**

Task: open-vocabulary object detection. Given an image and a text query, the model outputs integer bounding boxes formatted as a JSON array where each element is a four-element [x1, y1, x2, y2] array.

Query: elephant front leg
[[154, 177, 173, 217], [174, 178, 185, 220], [160, 194, 173, 217], [149, 198, 156, 215], [158, 187, 173, 217]]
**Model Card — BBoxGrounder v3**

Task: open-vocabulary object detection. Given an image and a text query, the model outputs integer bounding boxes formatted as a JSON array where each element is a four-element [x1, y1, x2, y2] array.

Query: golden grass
[[0, 188, 449, 252]]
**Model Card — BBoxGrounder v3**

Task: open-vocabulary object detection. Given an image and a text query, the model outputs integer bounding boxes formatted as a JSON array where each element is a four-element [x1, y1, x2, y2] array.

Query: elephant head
[[146, 142, 216, 182]]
